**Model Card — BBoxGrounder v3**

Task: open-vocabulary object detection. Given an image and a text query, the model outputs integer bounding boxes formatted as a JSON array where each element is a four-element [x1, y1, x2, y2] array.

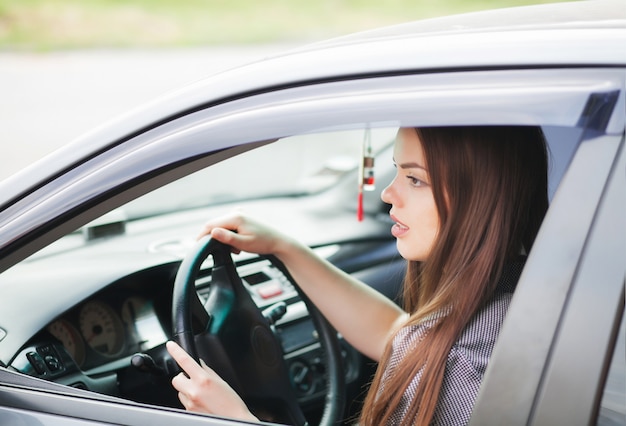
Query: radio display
[[278, 319, 317, 352], [243, 271, 270, 285]]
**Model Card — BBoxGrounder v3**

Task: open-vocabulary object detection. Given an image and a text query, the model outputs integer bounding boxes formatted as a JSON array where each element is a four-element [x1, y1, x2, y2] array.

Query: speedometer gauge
[[47, 319, 86, 367], [78, 301, 125, 357]]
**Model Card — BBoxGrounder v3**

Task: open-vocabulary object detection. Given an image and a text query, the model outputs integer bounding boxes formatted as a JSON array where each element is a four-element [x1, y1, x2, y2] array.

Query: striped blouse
[[377, 260, 525, 425]]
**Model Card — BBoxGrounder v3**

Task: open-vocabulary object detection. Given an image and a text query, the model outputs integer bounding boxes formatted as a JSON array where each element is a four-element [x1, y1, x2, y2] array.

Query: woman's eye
[[406, 175, 424, 187]]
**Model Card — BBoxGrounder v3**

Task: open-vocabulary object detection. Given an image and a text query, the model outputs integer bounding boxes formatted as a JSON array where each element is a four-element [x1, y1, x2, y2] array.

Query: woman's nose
[[381, 182, 393, 205]]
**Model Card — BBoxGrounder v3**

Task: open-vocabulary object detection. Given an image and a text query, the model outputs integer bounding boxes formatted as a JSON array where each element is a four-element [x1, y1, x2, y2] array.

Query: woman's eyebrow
[[393, 159, 428, 171]]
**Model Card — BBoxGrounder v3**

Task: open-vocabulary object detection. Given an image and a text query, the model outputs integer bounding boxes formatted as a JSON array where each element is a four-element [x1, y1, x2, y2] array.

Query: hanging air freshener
[[362, 140, 375, 191], [357, 127, 375, 221]]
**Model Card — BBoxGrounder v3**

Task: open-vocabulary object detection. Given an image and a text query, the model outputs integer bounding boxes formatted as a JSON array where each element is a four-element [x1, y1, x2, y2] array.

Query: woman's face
[[381, 128, 440, 261]]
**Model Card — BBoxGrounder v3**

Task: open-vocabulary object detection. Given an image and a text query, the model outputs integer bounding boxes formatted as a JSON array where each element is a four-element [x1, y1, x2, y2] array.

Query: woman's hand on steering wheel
[[199, 213, 290, 257]]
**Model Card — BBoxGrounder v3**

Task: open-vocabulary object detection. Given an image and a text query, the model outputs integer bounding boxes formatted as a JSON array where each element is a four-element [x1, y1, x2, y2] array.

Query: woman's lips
[[390, 214, 409, 238]]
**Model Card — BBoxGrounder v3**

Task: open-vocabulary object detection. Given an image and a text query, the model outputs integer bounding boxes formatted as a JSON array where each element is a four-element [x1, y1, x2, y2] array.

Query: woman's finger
[[166, 341, 206, 378], [171, 371, 190, 392], [199, 213, 246, 238]]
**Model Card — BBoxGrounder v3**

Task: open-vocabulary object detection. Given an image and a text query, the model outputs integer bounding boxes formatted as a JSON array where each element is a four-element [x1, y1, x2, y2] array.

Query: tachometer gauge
[[121, 296, 168, 351], [78, 301, 125, 357], [47, 319, 86, 367], [121, 296, 147, 349], [121, 297, 147, 325]]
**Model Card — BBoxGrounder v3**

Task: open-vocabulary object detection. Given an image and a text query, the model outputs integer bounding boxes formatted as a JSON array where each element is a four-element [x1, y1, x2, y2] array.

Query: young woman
[[167, 126, 549, 425]]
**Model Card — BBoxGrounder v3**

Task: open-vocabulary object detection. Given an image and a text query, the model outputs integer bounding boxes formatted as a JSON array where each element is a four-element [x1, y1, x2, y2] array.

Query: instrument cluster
[[45, 293, 168, 370]]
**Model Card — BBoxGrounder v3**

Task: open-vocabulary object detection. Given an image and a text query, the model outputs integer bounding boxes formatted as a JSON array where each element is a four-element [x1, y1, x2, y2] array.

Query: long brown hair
[[360, 126, 548, 425]]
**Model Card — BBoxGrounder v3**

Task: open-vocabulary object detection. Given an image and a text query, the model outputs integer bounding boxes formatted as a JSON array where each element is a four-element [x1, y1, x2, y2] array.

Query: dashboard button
[[26, 352, 46, 375], [256, 282, 283, 299], [290, 360, 314, 395], [44, 355, 61, 372]]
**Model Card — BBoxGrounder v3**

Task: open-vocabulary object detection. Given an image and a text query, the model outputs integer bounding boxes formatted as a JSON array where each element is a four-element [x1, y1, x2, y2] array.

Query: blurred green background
[[0, 0, 574, 50]]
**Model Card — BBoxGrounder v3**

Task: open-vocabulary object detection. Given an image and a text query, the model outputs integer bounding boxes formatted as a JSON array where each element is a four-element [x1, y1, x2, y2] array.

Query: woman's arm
[[203, 213, 406, 361]]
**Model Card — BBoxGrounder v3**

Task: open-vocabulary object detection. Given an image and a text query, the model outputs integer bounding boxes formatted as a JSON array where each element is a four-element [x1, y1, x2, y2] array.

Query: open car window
[[120, 127, 397, 220]]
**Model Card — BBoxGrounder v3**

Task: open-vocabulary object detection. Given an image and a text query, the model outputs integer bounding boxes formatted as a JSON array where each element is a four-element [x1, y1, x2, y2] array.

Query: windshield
[[120, 127, 397, 220]]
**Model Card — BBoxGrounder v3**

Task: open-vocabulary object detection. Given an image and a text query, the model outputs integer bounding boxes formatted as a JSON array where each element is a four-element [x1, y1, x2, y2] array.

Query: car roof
[[1, 0, 625, 211], [311, 0, 626, 44]]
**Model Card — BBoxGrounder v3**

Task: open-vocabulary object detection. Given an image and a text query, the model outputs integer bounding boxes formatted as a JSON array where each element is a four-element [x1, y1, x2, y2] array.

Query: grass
[[0, 0, 575, 50]]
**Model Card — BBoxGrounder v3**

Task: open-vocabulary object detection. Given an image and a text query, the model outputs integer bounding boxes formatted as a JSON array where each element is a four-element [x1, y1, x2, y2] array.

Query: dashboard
[[10, 264, 175, 391], [9, 238, 405, 417]]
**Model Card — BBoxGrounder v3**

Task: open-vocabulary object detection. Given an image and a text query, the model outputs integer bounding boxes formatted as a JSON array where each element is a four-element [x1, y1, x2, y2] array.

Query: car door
[[0, 66, 624, 425]]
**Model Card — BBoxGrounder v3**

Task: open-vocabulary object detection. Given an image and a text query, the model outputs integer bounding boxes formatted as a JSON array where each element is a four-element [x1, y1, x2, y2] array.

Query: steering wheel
[[172, 236, 346, 425]]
